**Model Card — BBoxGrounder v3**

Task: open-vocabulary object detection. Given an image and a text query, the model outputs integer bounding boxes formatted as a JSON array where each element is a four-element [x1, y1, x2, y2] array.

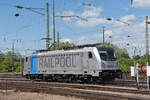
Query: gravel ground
[[0, 92, 85, 100]]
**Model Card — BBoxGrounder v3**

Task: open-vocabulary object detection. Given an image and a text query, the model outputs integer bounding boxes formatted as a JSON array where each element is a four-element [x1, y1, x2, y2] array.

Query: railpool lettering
[[44, 57, 48, 68], [66, 56, 71, 67], [55, 57, 59, 67], [50, 57, 54, 68], [72, 54, 76, 68], [38, 54, 77, 68], [39, 56, 43, 68], [60, 57, 65, 67], [48, 57, 51, 68]]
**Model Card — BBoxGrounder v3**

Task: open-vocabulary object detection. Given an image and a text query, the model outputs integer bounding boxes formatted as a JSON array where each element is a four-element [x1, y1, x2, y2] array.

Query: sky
[[0, 0, 150, 56]]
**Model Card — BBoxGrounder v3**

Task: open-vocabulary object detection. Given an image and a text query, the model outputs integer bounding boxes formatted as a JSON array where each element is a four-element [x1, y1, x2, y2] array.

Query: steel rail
[[0, 83, 149, 100]]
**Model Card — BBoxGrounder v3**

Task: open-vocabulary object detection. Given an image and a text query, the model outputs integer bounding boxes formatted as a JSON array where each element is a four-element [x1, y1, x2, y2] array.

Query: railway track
[[106, 79, 147, 89], [0, 79, 150, 100], [0, 74, 150, 99], [0, 76, 148, 88], [0, 74, 22, 78]]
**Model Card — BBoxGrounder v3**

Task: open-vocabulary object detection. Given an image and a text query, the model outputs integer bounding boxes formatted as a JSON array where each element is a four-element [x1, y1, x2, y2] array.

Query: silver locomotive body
[[24, 47, 121, 80]]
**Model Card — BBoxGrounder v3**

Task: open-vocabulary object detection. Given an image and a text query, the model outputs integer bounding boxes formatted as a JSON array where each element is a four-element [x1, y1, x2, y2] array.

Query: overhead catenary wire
[[14, 5, 45, 16]]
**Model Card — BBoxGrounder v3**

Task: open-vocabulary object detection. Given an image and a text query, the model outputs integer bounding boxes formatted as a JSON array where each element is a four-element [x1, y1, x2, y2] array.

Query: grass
[[0, 92, 85, 100]]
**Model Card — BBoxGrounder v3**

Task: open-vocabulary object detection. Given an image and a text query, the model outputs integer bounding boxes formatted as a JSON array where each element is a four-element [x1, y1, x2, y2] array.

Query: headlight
[[102, 63, 105, 67]]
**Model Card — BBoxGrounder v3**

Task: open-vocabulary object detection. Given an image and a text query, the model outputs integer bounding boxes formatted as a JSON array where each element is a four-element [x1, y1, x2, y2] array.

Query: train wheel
[[102, 76, 115, 84]]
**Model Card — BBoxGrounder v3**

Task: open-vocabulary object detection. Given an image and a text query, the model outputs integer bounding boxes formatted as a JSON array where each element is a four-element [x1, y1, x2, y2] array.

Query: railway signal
[[147, 65, 150, 90], [131, 66, 135, 77], [131, 64, 139, 90]]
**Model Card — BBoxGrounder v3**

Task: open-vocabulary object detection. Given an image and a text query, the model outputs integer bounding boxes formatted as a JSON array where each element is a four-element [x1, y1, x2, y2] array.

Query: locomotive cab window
[[98, 48, 117, 61], [88, 52, 93, 58], [99, 51, 107, 60], [25, 57, 28, 62]]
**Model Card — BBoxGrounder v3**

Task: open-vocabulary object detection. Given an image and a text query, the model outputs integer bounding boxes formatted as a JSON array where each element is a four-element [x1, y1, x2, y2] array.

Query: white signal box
[[131, 66, 135, 77], [147, 66, 150, 76]]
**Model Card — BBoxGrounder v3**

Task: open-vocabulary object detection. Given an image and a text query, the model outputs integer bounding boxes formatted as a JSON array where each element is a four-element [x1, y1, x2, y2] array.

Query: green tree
[[119, 58, 134, 71], [1, 58, 12, 71], [136, 57, 146, 66], [0, 51, 23, 73]]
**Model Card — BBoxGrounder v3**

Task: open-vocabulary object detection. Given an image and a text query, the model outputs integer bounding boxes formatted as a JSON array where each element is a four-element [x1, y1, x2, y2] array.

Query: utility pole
[[11, 40, 15, 72], [51, 0, 88, 50], [145, 16, 150, 90], [131, 0, 133, 7], [53, 0, 56, 49], [19, 55, 23, 76], [14, 4, 49, 50], [134, 47, 136, 67], [146, 16, 149, 65], [102, 26, 105, 45], [57, 32, 60, 49], [46, 2, 50, 49]]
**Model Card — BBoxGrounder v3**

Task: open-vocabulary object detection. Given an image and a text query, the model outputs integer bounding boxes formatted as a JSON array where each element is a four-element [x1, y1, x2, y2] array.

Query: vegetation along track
[[0, 80, 150, 100]]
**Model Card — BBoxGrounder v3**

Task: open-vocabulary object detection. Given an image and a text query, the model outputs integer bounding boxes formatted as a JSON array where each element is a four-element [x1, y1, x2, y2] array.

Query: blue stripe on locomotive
[[30, 54, 38, 74]]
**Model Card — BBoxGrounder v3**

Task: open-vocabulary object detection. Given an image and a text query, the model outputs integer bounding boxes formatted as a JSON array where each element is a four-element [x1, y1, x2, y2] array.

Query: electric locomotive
[[23, 46, 121, 82]]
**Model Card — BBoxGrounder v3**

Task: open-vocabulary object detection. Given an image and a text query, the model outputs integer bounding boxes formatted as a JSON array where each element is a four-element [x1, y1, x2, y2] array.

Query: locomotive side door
[[83, 52, 89, 74], [30, 54, 38, 74]]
